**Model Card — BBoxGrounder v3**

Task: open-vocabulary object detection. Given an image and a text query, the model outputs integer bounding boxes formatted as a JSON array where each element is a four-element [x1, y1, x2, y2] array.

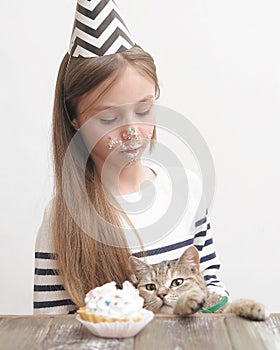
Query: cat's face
[[129, 246, 206, 313]]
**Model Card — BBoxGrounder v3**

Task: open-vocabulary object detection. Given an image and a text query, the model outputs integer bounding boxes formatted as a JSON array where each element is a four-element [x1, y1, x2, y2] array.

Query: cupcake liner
[[76, 309, 154, 338], [77, 307, 142, 323]]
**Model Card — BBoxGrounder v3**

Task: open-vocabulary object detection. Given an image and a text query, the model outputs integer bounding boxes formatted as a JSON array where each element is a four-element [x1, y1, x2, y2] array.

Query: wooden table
[[0, 313, 280, 350]]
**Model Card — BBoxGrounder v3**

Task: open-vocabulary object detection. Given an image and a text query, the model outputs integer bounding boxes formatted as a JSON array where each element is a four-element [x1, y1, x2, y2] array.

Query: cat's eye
[[171, 278, 184, 287], [145, 283, 156, 291]]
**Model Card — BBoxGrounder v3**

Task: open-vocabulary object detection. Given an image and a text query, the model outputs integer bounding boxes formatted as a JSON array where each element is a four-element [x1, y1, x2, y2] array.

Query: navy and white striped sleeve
[[33, 207, 77, 314], [33, 252, 77, 314], [193, 211, 229, 297]]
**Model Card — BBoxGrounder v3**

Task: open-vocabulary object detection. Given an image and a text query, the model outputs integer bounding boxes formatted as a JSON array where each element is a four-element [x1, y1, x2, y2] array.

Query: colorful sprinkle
[[127, 127, 140, 140], [107, 136, 122, 150]]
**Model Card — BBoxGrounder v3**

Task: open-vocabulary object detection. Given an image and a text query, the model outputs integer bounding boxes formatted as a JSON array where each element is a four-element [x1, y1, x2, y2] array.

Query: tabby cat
[[129, 246, 269, 320]]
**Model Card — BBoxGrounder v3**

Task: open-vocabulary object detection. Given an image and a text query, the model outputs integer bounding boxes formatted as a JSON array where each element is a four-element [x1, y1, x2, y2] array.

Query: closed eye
[[136, 109, 151, 116], [170, 278, 184, 287], [100, 117, 117, 124], [135, 102, 153, 117]]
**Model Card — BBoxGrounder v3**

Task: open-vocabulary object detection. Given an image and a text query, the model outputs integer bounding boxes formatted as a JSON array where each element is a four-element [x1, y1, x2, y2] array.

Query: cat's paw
[[173, 291, 205, 316], [224, 299, 269, 321]]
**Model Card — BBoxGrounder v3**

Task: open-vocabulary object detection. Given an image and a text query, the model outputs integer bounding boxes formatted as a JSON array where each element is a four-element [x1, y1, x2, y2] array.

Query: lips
[[121, 143, 142, 152]]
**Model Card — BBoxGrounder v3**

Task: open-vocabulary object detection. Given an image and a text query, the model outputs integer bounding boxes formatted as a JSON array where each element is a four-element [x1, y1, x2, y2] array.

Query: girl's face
[[73, 65, 156, 170]]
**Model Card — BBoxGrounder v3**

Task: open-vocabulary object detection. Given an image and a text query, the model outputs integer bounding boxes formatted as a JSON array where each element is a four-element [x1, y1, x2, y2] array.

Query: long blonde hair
[[51, 45, 160, 306]]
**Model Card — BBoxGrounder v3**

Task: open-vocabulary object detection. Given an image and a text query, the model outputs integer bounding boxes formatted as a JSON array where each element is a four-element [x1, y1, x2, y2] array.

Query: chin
[[144, 300, 164, 313], [159, 305, 174, 314]]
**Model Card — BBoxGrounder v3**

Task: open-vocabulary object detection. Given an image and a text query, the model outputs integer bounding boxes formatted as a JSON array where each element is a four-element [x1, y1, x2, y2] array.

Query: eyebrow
[[92, 94, 155, 113]]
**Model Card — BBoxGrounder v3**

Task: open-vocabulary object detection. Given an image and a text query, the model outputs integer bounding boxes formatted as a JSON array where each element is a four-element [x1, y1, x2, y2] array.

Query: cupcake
[[76, 281, 153, 338], [77, 281, 144, 322]]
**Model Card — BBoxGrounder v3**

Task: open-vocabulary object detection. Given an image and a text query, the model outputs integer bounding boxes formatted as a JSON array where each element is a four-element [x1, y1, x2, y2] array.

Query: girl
[[33, 1, 228, 315]]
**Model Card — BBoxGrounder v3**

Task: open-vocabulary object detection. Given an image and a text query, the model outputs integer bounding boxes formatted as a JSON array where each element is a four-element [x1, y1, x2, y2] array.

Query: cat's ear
[[177, 246, 200, 273], [129, 256, 152, 280]]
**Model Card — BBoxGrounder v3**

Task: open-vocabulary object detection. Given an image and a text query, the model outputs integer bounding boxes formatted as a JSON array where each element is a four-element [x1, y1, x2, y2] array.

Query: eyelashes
[[100, 117, 117, 124], [99, 106, 153, 124], [136, 108, 152, 116]]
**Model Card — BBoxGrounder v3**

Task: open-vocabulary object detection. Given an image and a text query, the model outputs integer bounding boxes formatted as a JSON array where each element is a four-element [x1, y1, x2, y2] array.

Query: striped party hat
[[68, 0, 135, 57]]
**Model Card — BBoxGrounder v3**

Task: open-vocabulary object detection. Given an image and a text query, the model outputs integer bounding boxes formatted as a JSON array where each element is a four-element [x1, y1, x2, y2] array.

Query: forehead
[[154, 261, 192, 278], [77, 65, 156, 118]]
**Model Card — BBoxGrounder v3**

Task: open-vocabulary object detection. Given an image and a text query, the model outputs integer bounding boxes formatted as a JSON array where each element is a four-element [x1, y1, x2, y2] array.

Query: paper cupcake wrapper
[[76, 309, 154, 338]]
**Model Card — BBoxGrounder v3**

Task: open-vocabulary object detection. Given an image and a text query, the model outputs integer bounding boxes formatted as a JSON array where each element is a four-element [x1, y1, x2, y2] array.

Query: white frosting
[[85, 281, 144, 319]]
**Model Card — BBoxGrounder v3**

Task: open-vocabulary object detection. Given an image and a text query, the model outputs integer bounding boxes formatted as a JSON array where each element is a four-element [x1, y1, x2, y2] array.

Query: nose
[[121, 126, 140, 141], [158, 292, 167, 299]]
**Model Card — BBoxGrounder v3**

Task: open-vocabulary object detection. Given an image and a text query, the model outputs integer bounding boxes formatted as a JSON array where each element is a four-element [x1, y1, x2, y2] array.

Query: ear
[[71, 118, 80, 130], [129, 256, 152, 280], [177, 246, 200, 273]]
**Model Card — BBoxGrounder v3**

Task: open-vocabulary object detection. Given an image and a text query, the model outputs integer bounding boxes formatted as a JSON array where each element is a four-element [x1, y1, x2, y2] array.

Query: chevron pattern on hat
[[69, 0, 134, 57]]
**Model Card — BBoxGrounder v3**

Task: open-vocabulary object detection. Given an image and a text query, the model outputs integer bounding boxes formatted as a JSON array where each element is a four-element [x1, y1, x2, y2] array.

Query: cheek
[[139, 288, 157, 301], [91, 133, 122, 163], [165, 293, 179, 305], [140, 125, 154, 139], [91, 138, 110, 157], [82, 125, 120, 156], [78, 117, 122, 151], [96, 133, 111, 151], [79, 123, 105, 152]]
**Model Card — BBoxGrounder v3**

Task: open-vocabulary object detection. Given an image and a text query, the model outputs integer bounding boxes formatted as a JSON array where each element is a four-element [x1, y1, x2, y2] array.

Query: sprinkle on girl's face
[[73, 65, 156, 170]]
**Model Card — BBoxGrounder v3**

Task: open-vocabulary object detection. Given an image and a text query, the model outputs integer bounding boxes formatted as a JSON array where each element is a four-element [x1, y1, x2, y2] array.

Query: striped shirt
[[34, 163, 229, 314]]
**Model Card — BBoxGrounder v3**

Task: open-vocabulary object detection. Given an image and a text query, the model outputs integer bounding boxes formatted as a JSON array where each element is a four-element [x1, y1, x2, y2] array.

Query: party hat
[[68, 0, 135, 57]]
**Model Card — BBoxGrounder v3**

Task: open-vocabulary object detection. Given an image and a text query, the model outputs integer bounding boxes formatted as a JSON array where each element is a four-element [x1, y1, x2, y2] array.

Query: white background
[[0, 0, 279, 314]]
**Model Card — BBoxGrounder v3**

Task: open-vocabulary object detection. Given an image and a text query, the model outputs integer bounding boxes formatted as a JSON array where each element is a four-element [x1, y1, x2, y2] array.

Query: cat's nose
[[158, 293, 167, 299]]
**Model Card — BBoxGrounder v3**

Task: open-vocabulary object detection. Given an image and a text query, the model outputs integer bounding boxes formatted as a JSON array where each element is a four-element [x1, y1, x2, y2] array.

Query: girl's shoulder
[[35, 198, 55, 253]]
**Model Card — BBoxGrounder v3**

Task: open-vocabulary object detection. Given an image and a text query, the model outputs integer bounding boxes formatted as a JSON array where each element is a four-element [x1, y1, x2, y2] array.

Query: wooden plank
[[134, 317, 187, 350], [134, 314, 233, 350], [253, 314, 280, 350], [37, 315, 134, 350], [0, 314, 279, 349], [225, 314, 280, 350], [0, 316, 51, 350], [180, 315, 233, 350]]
